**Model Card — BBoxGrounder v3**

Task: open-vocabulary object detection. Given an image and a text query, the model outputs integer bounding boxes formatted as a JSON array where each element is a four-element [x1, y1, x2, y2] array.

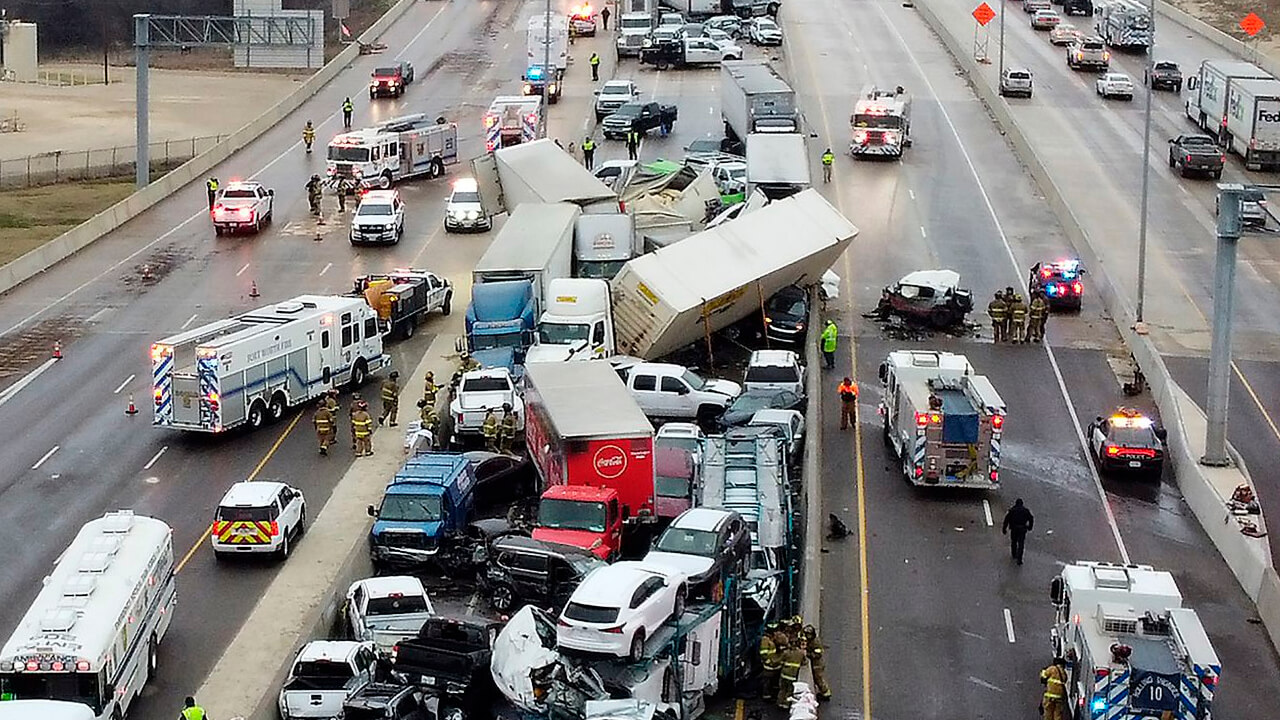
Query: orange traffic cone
[[249, 281, 260, 298], [52, 341, 62, 359], [125, 395, 139, 415]]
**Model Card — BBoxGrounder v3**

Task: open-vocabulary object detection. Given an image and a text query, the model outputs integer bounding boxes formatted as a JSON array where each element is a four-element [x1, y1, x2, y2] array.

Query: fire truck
[[850, 84, 912, 158], [326, 113, 459, 189], [1049, 562, 1221, 720], [484, 96, 545, 153]]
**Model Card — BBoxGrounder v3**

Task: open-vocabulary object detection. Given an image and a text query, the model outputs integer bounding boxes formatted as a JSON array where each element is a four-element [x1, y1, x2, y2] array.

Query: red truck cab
[[533, 484, 624, 560]]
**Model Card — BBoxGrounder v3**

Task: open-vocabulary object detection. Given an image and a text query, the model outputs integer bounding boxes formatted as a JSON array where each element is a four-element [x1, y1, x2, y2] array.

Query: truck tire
[[442, 292, 453, 316], [247, 400, 267, 429], [214, 226, 224, 237], [147, 634, 159, 676], [402, 316, 417, 339], [1168, 151, 1175, 168], [439, 705, 466, 720], [929, 306, 955, 329], [268, 392, 287, 422], [883, 416, 894, 448], [349, 361, 368, 390], [378, 172, 393, 189], [430, 158, 444, 178]]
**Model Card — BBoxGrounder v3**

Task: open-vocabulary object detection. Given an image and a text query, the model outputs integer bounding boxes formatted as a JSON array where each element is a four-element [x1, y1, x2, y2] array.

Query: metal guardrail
[[0, 135, 229, 189]]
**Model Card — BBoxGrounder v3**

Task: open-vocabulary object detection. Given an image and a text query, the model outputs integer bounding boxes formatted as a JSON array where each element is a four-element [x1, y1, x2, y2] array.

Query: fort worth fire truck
[[850, 84, 913, 158], [326, 113, 458, 189]]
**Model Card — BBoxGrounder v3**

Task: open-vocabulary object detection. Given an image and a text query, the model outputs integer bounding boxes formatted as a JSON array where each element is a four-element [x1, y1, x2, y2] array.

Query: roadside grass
[[0, 180, 136, 265]]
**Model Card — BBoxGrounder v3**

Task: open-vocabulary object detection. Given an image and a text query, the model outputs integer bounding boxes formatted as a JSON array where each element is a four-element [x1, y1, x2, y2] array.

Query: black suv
[[341, 682, 433, 720], [480, 536, 605, 613]]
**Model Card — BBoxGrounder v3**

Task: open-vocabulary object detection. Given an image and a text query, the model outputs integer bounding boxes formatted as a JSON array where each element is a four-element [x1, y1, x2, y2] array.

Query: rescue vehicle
[[877, 350, 1006, 489], [484, 96, 545, 153], [849, 84, 912, 158], [352, 269, 454, 339], [1029, 259, 1086, 311], [1049, 562, 1220, 720], [0, 512, 176, 720], [569, 3, 598, 36], [151, 295, 391, 433], [326, 113, 459, 189]]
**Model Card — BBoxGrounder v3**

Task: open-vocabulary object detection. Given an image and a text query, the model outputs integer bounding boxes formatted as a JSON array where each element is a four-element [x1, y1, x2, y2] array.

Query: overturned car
[[870, 269, 973, 329]]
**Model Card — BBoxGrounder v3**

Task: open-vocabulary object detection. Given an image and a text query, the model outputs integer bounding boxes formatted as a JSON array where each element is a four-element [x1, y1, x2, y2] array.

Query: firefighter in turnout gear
[[759, 622, 784, 700], [313, 403, 336, 455], [776, 636, 809, 708], [1008, 293, 1028, 345], [1027, 292, 1048, 343], [802, 625, 832, 700], [352, 403, 375, 456], [302, 120, 315, 152], [988, 291, 1009, 343], [325, 390, 341, 444], [418, 399, 439, 436], [422, 371, 439, 409], [461, 352, 481, 372], [481, 409, 499, 452], [306, 174, 324, 216], [379, 371, 400, 426], [1040, 657, 1068, 720], [499, 403, 518, 454]]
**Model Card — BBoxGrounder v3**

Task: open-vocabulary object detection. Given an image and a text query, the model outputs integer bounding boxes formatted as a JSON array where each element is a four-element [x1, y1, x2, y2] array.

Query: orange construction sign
[[973, 2, 996, 25], [1241, 12, 1266, 37]]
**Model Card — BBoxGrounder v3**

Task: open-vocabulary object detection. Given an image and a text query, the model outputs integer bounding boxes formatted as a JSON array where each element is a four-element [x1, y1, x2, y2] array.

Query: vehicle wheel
[[768, 2, 779, 13], [214, 226, 224, 237], [431, 158, 444, 178], [112, 706, 123, 720], [396, 223, 404, 241], [1168, 152, 1175, 168], [277, 531, 290, 560], [268, 392, 287, 422], [628, 630, 646, 663], [1175, 81, 1183, 93], [929, 306, 955, 329], [252, 217, 260, 233], [1180, 166, 1188, 178], [379, 172, 392, 189], [673, 587, 686, 618], [657, 60, 669, 70], [489, 583, 516, 613], [297, 505, 307, 536], [349, 360, 368, 390], [402, 316, 417, 339], [147, 634, 159, 676], [882, 416, 893, 448], [439, 705, 466, 720], [370, 91, 376, 99], [247, 401, 267, 429], [1213, 168, 1223, 179], [442, 291, 453, 316]]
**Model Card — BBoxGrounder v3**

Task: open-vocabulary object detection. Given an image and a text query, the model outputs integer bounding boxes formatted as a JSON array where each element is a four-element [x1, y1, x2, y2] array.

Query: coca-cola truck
[[524, 361, 656, 560]]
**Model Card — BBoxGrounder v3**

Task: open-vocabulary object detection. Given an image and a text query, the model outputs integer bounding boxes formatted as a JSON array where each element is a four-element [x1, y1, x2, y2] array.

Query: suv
[[370, 62, 414, 98], [874, 269, 974, 328], [480, 535, 606, 613], [595, 80, 640, 121], [278, 641, 376, 720], [340, 683, 432, 720], [211, 481, 306, 560], [1066, 36, 1109, 70], [618, 362, 742, 422], [999, 68, 1034, 98], [444, 178, 490, 233], [743, 350, 805, 396], [643, 507, 750, 598], [351, 190, 406, 245]]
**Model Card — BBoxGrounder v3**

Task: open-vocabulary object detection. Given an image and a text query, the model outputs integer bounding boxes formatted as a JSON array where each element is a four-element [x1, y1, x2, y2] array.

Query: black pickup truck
[[1168, 134, 1224, 179], [1145, 61, 1183, 92], [391, 617, 501, 720], [601, 101, 679, 139]]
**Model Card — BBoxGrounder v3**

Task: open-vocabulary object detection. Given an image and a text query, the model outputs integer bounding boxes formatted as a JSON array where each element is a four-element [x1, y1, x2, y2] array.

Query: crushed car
[[870, 269, 974, 329]]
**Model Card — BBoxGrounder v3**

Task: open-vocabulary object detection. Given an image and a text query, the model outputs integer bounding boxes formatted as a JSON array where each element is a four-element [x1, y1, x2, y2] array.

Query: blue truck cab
[[367, 452, 478, 570], [464, 280, 536, 374]]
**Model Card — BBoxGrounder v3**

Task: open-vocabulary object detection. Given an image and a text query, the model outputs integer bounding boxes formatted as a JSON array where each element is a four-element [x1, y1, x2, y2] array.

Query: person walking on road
[[313, 403, 336, 455], [821, 148, 834, 183], [379, 371, 400, 427], [422, 371, 438, 410], [837, 377, 858, 431], [1039, 658, 1069, 720], [626, 130, 640, 161], [820, 319, 838, 369], [582, 136, 596, 170], [988, 291, 1009, 343], [342, 97, 354, 129], [302, 120, 316, 153], [1028, 292, 1048, 343], [181, 696, 207, 720], [1002, 498, 1034, 565], [1008, 293, 1028, 345], [590, 52, 601, 81], [601, 5, 611, 29], [352, 403, 375, 456], [206, 177, 219, 211]]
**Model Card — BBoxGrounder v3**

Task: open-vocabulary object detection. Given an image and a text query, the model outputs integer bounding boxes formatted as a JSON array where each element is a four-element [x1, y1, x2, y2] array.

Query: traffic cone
[[249, 281, 260, 298], [52, 341, 62, 359], [125, 395, 138, 415]]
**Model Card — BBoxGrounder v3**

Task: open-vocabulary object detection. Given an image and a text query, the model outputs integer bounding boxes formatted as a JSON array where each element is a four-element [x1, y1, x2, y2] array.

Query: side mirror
[[268, 188, 275, 196], [593, 89, 600, 95], [367, 505, 377, 518], [1049, 576, 1065, 604]]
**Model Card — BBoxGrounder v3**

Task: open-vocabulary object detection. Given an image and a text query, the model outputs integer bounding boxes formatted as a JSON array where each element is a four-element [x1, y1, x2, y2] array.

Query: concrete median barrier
[[0, 0, 418, 300], [912, 0, 1277, 644]]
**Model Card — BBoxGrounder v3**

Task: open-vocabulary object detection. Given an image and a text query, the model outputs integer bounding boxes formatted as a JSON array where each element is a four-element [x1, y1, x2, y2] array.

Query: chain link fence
[[0, 135, 230, 189]]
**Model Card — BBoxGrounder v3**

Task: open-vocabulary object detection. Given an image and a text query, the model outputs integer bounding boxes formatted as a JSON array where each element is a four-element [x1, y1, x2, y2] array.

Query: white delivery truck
[[525, 278, 617, 363], [152, 296, 391, 432], [721, 60, 799, 151], [575, 212, 640, 279], [877, 350, 1006, 488], [483, 96, 545, 153], [611, 189, 856, 360], [1223, 77, 1280, 170], [525, 13, 570, 103], [473, 138, 620, 216], [1185, 60, 1273, 140], [745, 133, 810, 200], [326, 114, 459, 188]]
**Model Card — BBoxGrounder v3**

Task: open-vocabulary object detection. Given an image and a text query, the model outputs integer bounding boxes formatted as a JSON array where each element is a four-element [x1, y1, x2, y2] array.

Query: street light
[[998, 0, 1006, 80], [1135, 0, 1156, 322], [1201, 184, 1247, 467]]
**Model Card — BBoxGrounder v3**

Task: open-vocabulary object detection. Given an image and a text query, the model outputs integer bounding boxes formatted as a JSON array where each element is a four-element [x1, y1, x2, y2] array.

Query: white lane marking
[[1003, 608, 1016, 643], [502, 42, 510, 50], [968, 676, 1004, 692], [319, 262, 333, 276], [920, 226, 928, 238], [982, 499, 993, 527], [395, 3, 451, 60], [143, 446, 168, 470], [86, 307, 112, 323], [236, 262, 251, 277], [873, 2, 1131, 564], [181, 313, 199, 330], [113, 374, 135, 395], [0, 4, 452, 343], [0, 358, 58, 409], [909, 189, 916, 200], [32, 445, 59, 470], [466, 592, 480, 616]]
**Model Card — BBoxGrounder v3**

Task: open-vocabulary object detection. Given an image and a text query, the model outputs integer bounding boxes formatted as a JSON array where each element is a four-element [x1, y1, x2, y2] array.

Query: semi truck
[[326, 114, 459, 188], [352, 269, 454, 340], [151, 296, 391, 432], [1184, 59, 1274, 141], [525, 278, 617, 363], [611, 189, 855, 360], [1049, 562, 1220, 720], [575, 212, 641, 279], [525, 13, 570, 103], [1223, 77, 1280, 170], [483, 96, 545, 153], [660, 0, 726, 18], [877, 350, 1007, 489], [472, 138, 620, 217], [720, 60, 799, 153], [525, 361, 657, 559], [464, 203, 578, 370], [745, 133, 810, 199]]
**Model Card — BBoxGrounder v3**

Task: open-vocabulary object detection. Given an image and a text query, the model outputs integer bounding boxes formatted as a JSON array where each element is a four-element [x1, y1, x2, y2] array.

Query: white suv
[[444, 177, 490, 233], [557, 561, 686, 661], [351, 189, 405, 245], [278, 641, 376, 720], [743, 349, 805, 396], [211, 481, 307, 560]]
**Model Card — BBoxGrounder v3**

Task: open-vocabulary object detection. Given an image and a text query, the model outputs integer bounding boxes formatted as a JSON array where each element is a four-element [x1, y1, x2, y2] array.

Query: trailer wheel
[[247, 401, 267, 429], [147, 634, 159, 676], [268, 392, 287, 422]]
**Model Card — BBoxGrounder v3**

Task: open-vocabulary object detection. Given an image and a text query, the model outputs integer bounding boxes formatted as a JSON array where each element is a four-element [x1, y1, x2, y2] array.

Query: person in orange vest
[[837, 377, 858, 430]]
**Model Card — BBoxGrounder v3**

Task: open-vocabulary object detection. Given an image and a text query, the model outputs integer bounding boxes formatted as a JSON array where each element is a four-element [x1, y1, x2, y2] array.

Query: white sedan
[[1096, 72, 1135, 100], [1030, 9, 1061, 29], [557, 561, 687, 661], [747, 17, 782, 45]]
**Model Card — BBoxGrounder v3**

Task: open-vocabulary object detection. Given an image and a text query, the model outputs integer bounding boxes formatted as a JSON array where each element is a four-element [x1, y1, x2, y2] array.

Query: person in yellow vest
[[1008, 293, 1028, 345], [590, 52, 601, 81], [1040, 657, 1068, 720], [776, 636, 809, 708], [481, 409, 499, 452], [206, 177, 219, 210], [802, 625, 832, 700], [352, 404, 375, 456], [302, 120, 315, 152], [342, 97, 354, 129], [499, 403, 519, 454], [821, 148, 834, 183], [820, 320, 838, 369], [181, 696, 207, 720], [379, 371, 400, 427], [582, 136, 596, 170], [758, 622, 784, 700], [313, 403, 336, 455]]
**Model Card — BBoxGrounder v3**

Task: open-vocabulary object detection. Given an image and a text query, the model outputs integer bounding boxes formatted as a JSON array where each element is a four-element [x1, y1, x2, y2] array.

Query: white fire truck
[[850, 84, 912, 158], [877, 350, 1006, 488], [484, 96, 545, 153], [1049, 562, 1221, 720], [326, 113, 458, 188]]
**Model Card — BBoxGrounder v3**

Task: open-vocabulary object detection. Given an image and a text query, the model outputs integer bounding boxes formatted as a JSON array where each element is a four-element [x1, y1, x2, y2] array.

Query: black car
[[761, 285, 809, 345], [464, 451, 538, 509], [718, 388, 804, 429], [342, 683, 434, 720], [480, 535, 606, 613], [1028, 259, 1086, 311], [644, 508, 751, 598], [1086, 409, 1167, 478]]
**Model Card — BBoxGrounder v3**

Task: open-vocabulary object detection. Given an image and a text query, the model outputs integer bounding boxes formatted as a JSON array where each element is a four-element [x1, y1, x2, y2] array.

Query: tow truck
[[352, 269, 454, 340], [211, 180, 274, 235], [850, 85, 912, 158], [1085, 408, 1167, 478], [1049, 561, 1220, 720], [1028, 259, 1086, 311], [326, 114, 459, 189]]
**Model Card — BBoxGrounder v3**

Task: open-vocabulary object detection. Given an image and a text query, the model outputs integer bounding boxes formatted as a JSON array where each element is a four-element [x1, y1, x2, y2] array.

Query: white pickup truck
[[345, 576, 436, 655], [449, 367, 526, 436], [277, 641, 377, 720], [617, 362, 741, 423], [212, 180, 275, 235]]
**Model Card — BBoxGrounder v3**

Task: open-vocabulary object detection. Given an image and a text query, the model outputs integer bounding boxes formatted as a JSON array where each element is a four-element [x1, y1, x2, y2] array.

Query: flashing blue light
[[1090, 697, 1106, 714], [1046, 283, 1060, 296], [528, 66, 545, 80]]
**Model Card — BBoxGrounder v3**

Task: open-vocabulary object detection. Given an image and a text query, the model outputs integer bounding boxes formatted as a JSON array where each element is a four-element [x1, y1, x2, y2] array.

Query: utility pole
[[101, 15, 110, 85], [998, 0, 1006, 80], [541, 0, 551, 139], [1201, 184, 1245, 467], [1135, 0, 1156, 322]]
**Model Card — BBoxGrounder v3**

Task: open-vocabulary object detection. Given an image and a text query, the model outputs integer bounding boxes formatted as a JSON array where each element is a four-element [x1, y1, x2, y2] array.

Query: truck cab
[[366, 452, 478, 571], [525, 278, 615, 363], [354, 269, 454, 340], [533, 484, 625, 560], [850, 84, 912, 158], [464, 280, 536, 372]]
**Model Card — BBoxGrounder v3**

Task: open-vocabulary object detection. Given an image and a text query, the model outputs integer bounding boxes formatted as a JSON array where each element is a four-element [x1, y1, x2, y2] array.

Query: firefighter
[[325, 390, 341, 444], [352, 402, 375, 456], [306, 174, 323, 216], [206, 177, 219, 210], [481, 409, 499, 452], [462, 351, 481, 373], [418, 399, 439, 436], [1002, 498, 1034, 565], [336, 177, 350, 212], [302, 120, 315, 152], [379, 371, 400, 427], [802, 625, 832, 701], [821, 147, 834, 183], [1008, 293, 1028, 345], [759, 622, 783, 700], [436, 409, 455, 451], [313, 402, 336, 455], [582, 136, 596, 170], [499, 403, 518, 454], [837, 377, 858, 431], [422, 371, 439, 409], [1039, 657, 1068, 720], [1028, 291, 1048, 343], [342, 97, 354, 129], [350, 393, 365, 450], [988, 290, 1009, 343], [776, 636, 809, 708], [590, 52, 601, 81]]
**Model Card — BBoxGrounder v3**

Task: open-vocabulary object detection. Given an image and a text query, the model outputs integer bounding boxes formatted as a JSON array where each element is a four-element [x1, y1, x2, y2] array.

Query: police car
[[1028, 259, 1085, 311], [444, 178, 490, 233], [1086, 409, 1167, 477], [351, 189, 406, 245]]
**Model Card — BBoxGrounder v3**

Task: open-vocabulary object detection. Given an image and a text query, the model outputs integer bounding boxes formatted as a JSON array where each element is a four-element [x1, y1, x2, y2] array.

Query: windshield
[[745, 365, 799, 383], [1108, 426, 1158, 448], [578, 259, 627, 279], [357, 203, 394, 216], [471, 331, 524, 350], [731, 392, 778, 414], [329, 145, 370, 163], [602, 84, 633, 96], [656, 527, 719, 556], [1081, 41, 1104, 49], [539, 498, 607, 532], [614, 103, 643, 117], [221, 189, 256, 199], [378, 494, 442, 522], [450, 191, 481, 204], [656, 473, 692, 499], [853, 114, 903, 129], [767, 294, 805, 316], [461, 376, 510, 392], [1182, 136, 1215, 147], [658, 436, 700, 454], [538, 322, 590, 344], [367, 595, 430, 616], [680, 369, 707, 391], [288, 661, 355, 691], [374, 67, 399, 76], [688, 139, 721, 153], [622, 17, 651, 30], [756, 20, 778, 30], [0, 673, 101, 711]]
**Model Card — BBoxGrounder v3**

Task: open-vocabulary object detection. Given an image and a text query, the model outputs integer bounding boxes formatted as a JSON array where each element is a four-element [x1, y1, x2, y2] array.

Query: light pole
[[540, 0, 551, 139], [1135, 0, 1156, 322], [998, 0, 1006, 79], [1201, 184, 1246, 467]]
